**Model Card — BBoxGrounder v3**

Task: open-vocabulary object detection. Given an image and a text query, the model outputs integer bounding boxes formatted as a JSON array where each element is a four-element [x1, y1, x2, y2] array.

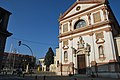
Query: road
[[0, 72, 120, 80]]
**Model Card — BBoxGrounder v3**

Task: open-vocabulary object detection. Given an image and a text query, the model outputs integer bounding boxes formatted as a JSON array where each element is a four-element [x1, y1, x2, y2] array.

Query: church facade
[[57, 0, 120, 77]]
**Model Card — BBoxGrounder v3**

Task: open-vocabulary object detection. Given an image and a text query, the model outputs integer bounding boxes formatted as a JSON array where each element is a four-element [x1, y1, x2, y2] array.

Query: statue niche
[[77, 36, 85, 49]]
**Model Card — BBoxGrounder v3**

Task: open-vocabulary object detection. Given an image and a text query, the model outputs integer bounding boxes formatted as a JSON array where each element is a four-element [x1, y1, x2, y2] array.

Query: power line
[[10, 37, 58, 47], [0, 30, 58, 47]]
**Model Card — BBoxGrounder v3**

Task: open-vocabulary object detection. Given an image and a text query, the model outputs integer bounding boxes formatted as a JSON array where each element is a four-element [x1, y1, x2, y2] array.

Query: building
[[39, 48, 60, 72], [53, 48, 60, 73], [39, 58, 46, 71], [49, 48, 59, 72], [0, 7, 12, 69], [1, 52, 36, 72], [57, 0, 120, 78]]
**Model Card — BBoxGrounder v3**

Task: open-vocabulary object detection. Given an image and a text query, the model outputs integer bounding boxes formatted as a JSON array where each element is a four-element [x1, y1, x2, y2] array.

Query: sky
[[0, 0, 120, 59]]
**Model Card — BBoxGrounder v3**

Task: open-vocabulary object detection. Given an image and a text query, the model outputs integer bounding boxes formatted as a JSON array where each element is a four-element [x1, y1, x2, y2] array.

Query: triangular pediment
[[60, 0, 108, 20], [64, 3, 97, 18]]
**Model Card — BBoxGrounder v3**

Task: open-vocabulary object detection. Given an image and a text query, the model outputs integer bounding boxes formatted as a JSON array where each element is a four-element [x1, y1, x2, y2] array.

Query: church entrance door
[[77, 54, 86, 74]]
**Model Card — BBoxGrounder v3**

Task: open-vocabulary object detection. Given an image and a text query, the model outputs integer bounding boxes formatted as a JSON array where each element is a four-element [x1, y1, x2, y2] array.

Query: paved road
[[0, 77, 24, 80], [0, 75, 120, 80], [24, 76, 120, 80], [0, 77, 119, 80], [0, 72, 120, 80]]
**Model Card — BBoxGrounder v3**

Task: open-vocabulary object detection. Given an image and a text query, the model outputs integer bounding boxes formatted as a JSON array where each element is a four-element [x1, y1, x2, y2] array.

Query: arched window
[[98, 45, 105, 59], [74, 20, 86, 29], [64, 51, 68, 61]]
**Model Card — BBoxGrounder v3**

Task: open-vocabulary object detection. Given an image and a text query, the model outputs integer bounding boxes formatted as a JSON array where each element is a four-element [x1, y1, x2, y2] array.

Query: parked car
[[16, 68, 23, 75]]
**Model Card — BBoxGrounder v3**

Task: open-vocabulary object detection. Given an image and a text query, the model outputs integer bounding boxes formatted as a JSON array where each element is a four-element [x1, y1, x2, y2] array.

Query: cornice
[[59, 27, 111, 41], [59, 20, 111, 38]]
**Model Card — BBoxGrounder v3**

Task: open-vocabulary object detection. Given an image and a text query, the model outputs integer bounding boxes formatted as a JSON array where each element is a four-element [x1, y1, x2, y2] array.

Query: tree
[[44, 47, 54, 71]]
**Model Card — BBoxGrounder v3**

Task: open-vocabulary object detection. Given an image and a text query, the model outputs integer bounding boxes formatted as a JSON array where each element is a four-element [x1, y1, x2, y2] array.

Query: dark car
[[16, 68, 23, 75]]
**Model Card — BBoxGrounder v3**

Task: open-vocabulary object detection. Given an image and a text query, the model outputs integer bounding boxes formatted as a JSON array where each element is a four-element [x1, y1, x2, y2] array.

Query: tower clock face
[[76, 6, 81, 11]]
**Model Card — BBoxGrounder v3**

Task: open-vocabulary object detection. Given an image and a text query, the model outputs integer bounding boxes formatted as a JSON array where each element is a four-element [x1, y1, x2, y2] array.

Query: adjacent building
[[39, 58, 46, 71], [1, 52, 36, 72], [57, 0, 120, 78], [39, 48, 60, 72], [49, 48, 59, 72], [0, 7, 12, 69]]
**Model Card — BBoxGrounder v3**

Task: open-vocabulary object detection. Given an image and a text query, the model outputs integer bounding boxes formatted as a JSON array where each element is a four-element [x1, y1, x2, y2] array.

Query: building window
[[63, 23, 68, 32], [74, 20, 86, 29], [64, 51, 68, 62], [98, 45, 105, 61], [93, 12, 101, 23]]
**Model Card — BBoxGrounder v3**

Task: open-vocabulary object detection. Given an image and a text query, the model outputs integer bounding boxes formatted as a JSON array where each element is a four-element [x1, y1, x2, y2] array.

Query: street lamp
[[22, 59, 26, 71], [18, 41, 33, 57], [18, 41, 34, 71]]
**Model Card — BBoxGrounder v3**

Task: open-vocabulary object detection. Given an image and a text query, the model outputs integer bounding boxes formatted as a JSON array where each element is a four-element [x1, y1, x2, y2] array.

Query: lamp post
[[18, 41, 34, 71], [22, 59, 26, 71]]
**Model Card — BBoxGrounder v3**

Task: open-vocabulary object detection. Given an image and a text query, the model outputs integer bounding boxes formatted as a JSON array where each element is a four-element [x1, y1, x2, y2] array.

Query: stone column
[[87, 13, 91, 25], [69, 20, 72, 31], [102, 7, 107, 21], [59, 40, 63, 75]]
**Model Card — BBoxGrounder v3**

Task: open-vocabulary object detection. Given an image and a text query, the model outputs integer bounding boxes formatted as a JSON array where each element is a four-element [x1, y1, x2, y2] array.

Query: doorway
[[77, 54, 86, 74]]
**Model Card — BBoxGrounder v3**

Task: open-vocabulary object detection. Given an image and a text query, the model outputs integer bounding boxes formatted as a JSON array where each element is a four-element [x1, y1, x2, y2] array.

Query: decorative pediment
[[95, 32, 105, 44], [76, 48, 85, 54], [71, 37, 91, 57], [77, 43, 91, 54], [63, 45, 69, 50], [63, 4, 96, 18], [96, 38, 105, 44], [59, 0, 108, 21]]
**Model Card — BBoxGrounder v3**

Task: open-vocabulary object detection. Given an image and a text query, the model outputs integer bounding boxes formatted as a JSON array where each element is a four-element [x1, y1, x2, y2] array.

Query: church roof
[[77, 0, 108, 3]]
